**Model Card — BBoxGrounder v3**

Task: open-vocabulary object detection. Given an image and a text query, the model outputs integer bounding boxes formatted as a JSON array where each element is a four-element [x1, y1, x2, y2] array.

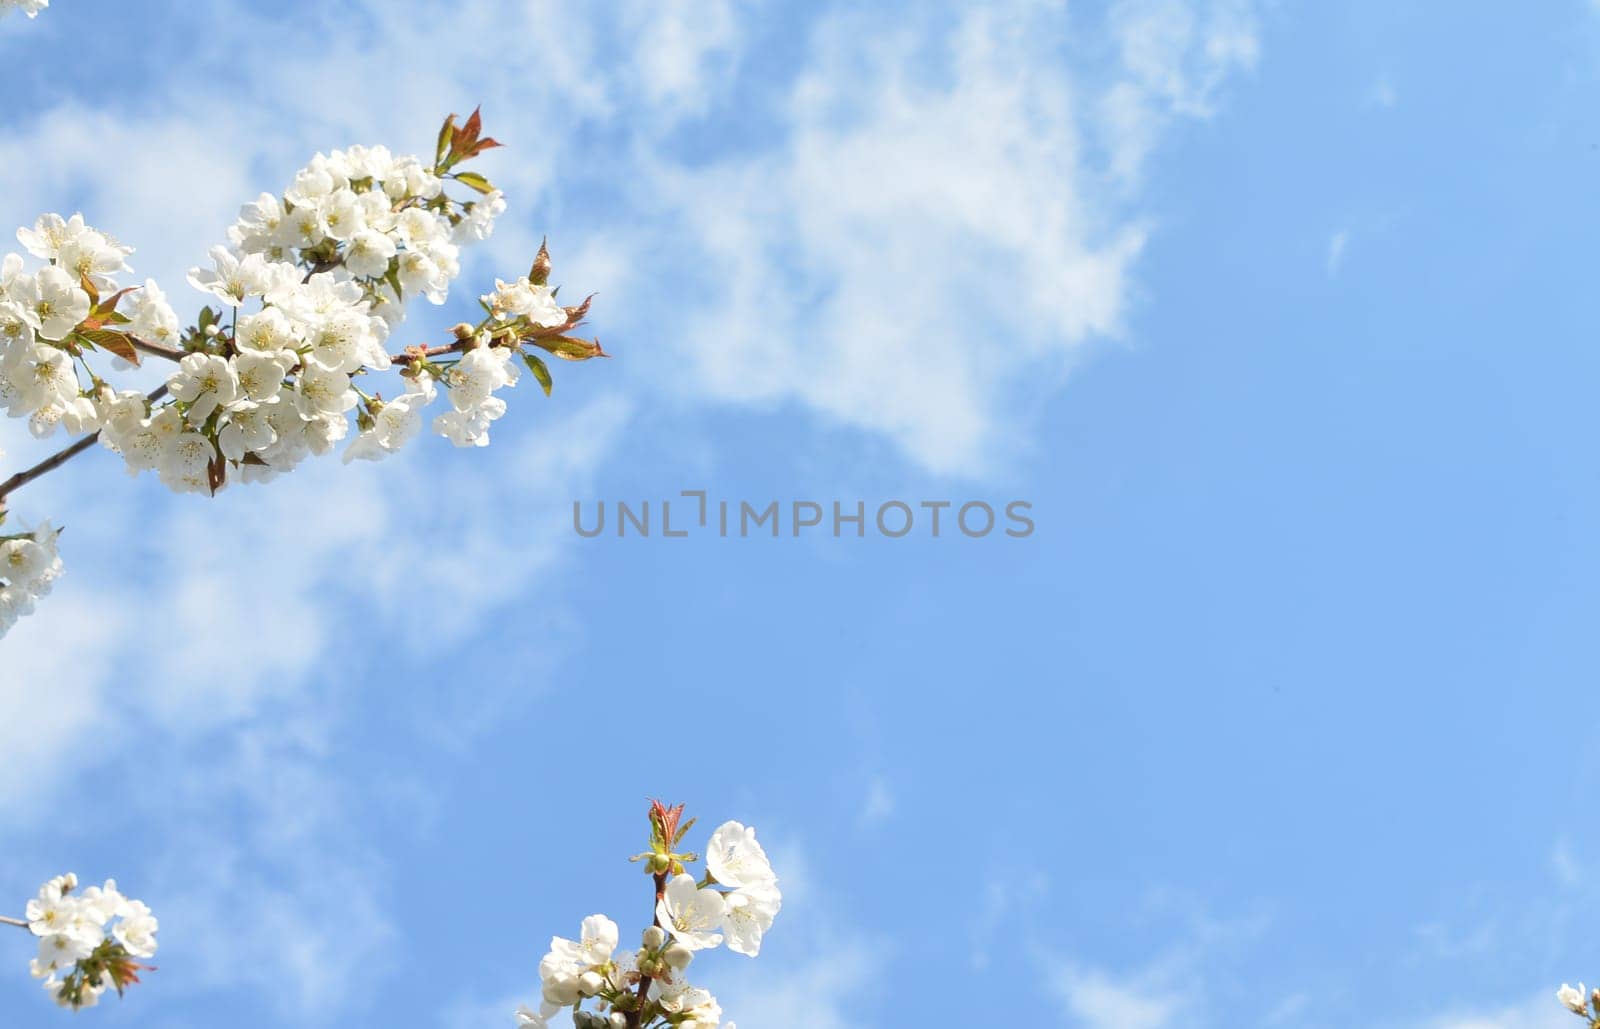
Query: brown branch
[[127, 335, 185, 363], [0, 385, 169, 505], [0, 915, 28, 930], [625, 871, 669, 1029], [1, 303, 594, 507]]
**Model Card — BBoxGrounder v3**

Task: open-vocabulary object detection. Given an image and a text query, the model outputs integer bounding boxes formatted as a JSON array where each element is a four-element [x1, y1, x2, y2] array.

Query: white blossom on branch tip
[[13, 873, 158, 1011], [518, 805, 780, 1029], [0, 109, 605, 642]]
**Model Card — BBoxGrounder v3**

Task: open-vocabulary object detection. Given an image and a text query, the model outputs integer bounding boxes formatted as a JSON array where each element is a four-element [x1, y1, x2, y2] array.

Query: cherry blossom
[[517, 803, 782, 1029], [7, 874, 158, 1010], [0, 109, 604, 642]]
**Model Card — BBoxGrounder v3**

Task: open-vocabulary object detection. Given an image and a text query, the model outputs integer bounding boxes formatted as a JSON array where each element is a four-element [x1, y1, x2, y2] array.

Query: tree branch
[[0, 915, 28, 930], [625, 871, 668, 1029], [2, 305, 595, 507], [0, 385, 169, 505], [127, 335, 185, 363]]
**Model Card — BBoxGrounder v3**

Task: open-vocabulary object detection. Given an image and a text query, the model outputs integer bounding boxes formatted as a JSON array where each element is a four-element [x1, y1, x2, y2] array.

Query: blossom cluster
[[0, 0, 48, 21], [0, 110, 603, 641], [1559, 982, 1600, 1027], [518, 804, 781, 1029], [0, 521, 61, 635], [21, 874, 158, 1011]]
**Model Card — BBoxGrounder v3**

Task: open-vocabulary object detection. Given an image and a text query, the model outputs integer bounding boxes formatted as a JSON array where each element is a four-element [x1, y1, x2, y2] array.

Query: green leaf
[[673, 816, 696, 847], [521, 352, 553, 396], [435, 113, 457, 167], [532, 335, 605, 362], [453, 171, 495, 195]]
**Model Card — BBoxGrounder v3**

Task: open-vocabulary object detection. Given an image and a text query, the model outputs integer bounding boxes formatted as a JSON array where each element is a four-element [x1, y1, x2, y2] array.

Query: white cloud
[[630, 1, 1260, 475], [622, 0, 746, 121], [1327, 229, 1350, 276], [144, 717, 399, 1015], [1049, 961, 1184, 1029], [0, 0, 1264, 1016]]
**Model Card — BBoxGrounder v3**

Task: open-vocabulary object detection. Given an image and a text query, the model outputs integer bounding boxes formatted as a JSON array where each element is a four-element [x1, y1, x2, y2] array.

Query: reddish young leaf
[[78, 329, 140, 366]]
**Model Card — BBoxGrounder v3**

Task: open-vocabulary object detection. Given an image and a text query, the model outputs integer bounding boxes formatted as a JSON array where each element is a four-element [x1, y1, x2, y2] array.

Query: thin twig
[[1, 303, 594, 506], [127, 335, 185, 363], [0, 915, 28, 930], [624, 871, 668, 1029], [0, 385, 169, 504]]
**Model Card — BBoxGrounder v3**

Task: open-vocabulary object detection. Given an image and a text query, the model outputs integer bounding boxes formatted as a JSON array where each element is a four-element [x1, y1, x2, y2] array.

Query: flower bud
[[609, 1014, 627, 1029], [530, 241, 553, 286], [642, 926, 666, 950], [662, 942, 693, 970], [578, 971, 605, 997]]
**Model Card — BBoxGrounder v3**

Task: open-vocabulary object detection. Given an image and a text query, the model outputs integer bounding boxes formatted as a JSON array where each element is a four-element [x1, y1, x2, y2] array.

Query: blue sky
[[2, 1, 1598, 1026]]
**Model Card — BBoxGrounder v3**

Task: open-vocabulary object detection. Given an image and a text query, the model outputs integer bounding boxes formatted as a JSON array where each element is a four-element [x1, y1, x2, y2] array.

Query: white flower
[[396, 251, 448, 302], [1560, 983, 1589, 1016], [15, 213, 78, 260], [344, 228, 397, 279], [231, 193, 287, 254], [721, 882, 781, 958], [236, 307, 300, 353], [186, 246, 273, 305], [128, 280, 181, 348], [2, 539, 50, 592], [30, 266, 91, 341], [705, 822, 777, 889], [317, 189, 366, 242], [432, 399, 505, 448], [444, 346, 516, 410], [295, 366, 357, 417], [3, 342, 78, 414], [168, 353, 239, 423], [342, 389, 429, 463], [0, 298, 36, 353], [455, 189, 507, 243], [284, 154, 344, 208], [112, 899, 158, 960], [656, 874, 726, 952], [233, 349, 294, 402], [158, 431, 216, 489], [56, 227, 132, 291], [486, 276, 566, 327], [218, 401, 277, 461], [274, 203, 326, 250]]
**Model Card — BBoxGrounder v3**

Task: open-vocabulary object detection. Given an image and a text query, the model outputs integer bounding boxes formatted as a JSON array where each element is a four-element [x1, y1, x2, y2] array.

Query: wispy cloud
[[1048, 960, 1185, 1029], [0, 0, 1264, 1018], [1327, 229, 1350, 276]]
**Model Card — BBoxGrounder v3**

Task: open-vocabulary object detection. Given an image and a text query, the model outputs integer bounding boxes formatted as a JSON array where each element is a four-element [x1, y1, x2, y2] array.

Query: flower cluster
[[517, 803, 781, 1029], [0, 521, 61, 635], [0, 109, 604, 641], [21, 874, 158, 1011], [0, 0, 48, 21], [1, 215, 134, 440], [1559, 982, 1600, 1027]]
